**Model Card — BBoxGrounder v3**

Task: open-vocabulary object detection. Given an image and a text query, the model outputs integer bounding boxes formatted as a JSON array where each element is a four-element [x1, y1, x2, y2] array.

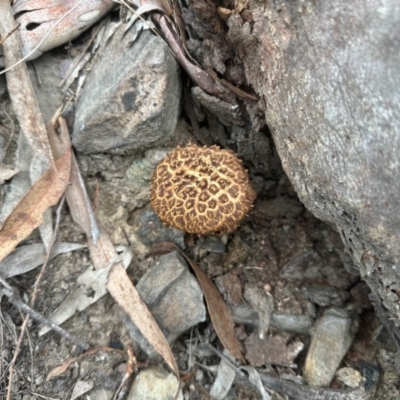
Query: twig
[[152, 12, 234, 103], [0, 279, 89, 350], [112, 347, 139, 400], [0, 23, 20, 46]]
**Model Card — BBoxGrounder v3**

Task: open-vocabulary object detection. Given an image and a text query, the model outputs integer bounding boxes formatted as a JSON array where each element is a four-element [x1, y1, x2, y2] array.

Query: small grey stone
[[144, 148, 173, 165], [304, 308, 358, 387], [127, 366, 183, 400], [124, 251, 206, 356], [300, 284, 350, 307], [335, 367, 363, 388], [73, 23, 181, 154], [133, 206, 185, 249]]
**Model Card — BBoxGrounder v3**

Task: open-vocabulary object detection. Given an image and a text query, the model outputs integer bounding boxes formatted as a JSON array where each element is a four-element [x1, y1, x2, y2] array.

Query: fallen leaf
[[11, 0, 115, 62], [0, 242, 86, 278], [71, 380, 94, 400], [48, 117, 100, 242], [147, 242, 244, 362], [107, 263, 179, 375], [0, 150, 71, 263], [209, 349, 236, 400], [0, 0, 53, 167]]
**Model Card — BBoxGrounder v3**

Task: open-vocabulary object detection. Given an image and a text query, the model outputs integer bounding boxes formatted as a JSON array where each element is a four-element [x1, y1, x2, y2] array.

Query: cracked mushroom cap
[[150, 144, 256, 235]]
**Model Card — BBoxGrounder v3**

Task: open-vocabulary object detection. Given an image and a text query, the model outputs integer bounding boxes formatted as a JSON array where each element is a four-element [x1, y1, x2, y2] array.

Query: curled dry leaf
[[11, 0, 116, 62], [0, 149, 71, 264], [106, 263, 179, 376], [147, 241, 244, 363], [0, 242, 86, 279], [0, 0, 53, 167]]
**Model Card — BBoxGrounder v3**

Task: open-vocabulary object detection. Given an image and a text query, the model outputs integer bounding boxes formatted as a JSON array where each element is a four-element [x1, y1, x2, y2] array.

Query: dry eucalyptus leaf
[[0, 0, 53, 167], [0, 149, 71, 263], [148, 241, 244, 363], [209, 349, 236, 400], [48, 117, 100, 242], [107, 263, 179, 376], [12, 0, 115, 61], [0, 242, 86, 278], [70, 380, 94, 400]]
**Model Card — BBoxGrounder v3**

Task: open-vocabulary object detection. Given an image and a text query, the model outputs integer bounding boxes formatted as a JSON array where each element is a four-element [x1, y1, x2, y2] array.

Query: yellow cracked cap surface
[[150, 144, 256, 235]]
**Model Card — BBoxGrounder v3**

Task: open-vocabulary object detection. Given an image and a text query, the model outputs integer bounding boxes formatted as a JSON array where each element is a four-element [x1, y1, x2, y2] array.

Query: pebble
[[303, 308, 357, 387], [336, 367, 363, 388], [127, 366, 183, 400]]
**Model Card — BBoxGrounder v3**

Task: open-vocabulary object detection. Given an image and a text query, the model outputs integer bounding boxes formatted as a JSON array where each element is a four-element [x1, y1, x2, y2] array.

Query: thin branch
[[0, 278, 89, 350], [0, 23, 20, 46]]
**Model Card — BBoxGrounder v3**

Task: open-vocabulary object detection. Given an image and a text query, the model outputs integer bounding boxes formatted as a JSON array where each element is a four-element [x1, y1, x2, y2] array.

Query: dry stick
[[4, 197, 88, 400], [151, 12, 234, 102], [0, 277, 89, 350], [0, 23, 20, 46]]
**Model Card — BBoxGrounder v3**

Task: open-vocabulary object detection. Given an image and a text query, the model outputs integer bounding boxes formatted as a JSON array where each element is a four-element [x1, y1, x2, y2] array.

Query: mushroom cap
[[150, 144, 256, 235]]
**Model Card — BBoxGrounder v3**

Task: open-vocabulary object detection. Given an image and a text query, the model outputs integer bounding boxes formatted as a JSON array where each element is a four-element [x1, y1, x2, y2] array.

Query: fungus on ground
[[150, 144, 256, 235]]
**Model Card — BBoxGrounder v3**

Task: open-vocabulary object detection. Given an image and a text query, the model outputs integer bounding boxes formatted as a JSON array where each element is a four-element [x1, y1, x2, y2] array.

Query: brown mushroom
[[150, 144, 256, 235]]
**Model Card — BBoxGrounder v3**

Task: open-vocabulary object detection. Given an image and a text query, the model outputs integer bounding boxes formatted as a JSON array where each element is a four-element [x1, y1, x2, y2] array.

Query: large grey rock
[[124, 251, 206, 356], [72, 23, 181, 154], [219, 0, 400, 352]]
